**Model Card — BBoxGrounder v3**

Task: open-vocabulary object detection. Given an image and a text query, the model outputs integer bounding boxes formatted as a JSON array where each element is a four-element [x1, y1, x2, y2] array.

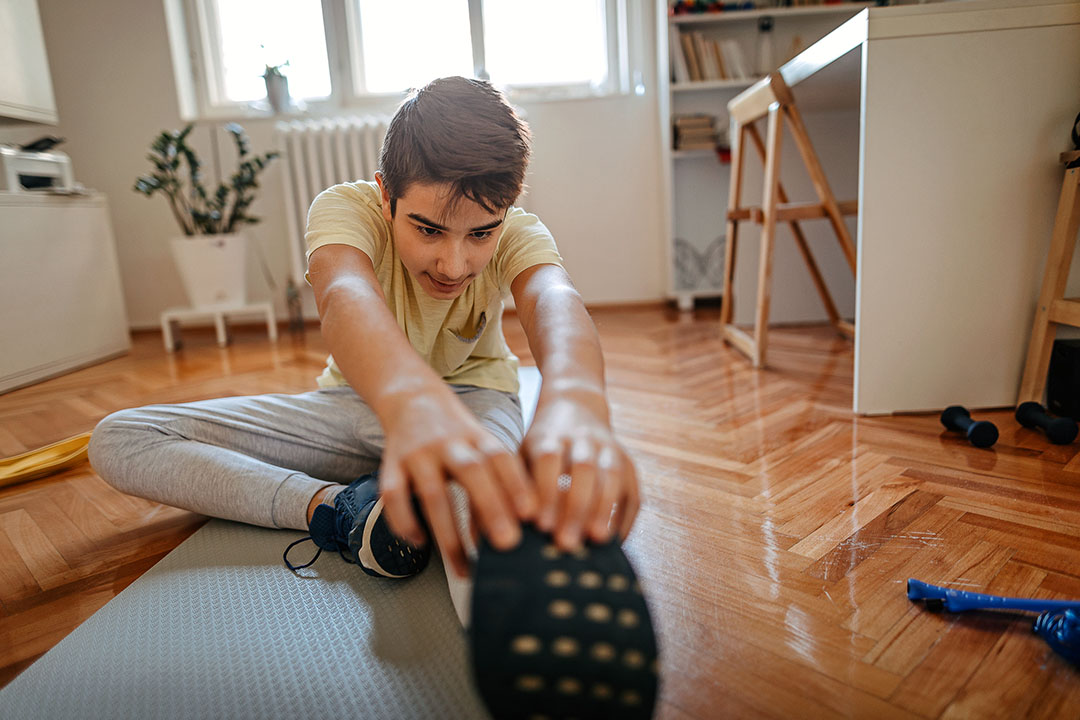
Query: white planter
[[265, 75, 290, 113], [170, 233, 248, 309]]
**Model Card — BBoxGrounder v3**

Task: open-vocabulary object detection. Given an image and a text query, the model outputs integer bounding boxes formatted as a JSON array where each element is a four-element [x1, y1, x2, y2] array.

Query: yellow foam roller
[[0, 432, 92, 489]]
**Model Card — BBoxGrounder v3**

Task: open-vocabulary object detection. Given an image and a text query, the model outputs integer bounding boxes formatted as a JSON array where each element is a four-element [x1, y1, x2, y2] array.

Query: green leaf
[[133, 176, 161, 195], [225, 122, 250, 158], [135, 120, 276, 234]]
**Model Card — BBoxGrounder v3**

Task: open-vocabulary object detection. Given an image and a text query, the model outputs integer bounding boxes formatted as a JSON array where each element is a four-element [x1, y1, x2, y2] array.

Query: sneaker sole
[[350, 497, 429, 579], [470, 524, 659, 719]]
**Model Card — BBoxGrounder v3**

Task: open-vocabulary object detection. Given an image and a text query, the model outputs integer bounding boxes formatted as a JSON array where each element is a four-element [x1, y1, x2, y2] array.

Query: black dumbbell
[[940, 406, 998, 448], [1015, 401, 1078, 445]]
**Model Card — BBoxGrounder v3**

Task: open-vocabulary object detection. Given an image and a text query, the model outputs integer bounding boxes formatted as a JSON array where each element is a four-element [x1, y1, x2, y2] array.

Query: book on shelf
[[708, 39, 729, 80], [692, 33, 718, 81], [719, 40, 752, 81], [673, 113, 718, 151], [669, 26, 690, 83], [679, 32, 703, 81], [678, 142, 718, 152], [672, 31, 755, 85], [784, 34, 806, 65], [679, 139, 718, 150], [679, 127, 717, 139], [674, 113, 715, 129]]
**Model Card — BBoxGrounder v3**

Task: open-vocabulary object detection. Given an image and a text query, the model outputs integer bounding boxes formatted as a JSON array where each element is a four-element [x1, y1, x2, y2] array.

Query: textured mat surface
[[0, 368, 543, 720], [0, 520, 491, 720]]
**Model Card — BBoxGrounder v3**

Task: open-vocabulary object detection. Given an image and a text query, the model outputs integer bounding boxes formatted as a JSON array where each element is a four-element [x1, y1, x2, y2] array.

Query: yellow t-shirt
[[304, 181, 563, 394]]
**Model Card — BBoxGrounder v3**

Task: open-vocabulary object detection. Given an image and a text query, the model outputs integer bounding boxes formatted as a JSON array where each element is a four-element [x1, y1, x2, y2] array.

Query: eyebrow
[[407, 213, 504, 233]]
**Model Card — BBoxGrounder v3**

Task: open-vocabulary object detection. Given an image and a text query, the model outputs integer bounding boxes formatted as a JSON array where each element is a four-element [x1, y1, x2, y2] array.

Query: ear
[[374, 172, 393, 223]]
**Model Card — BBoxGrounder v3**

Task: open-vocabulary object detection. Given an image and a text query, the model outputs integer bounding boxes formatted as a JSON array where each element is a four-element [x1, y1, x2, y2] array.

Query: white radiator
[[276, 116, 390, 284]]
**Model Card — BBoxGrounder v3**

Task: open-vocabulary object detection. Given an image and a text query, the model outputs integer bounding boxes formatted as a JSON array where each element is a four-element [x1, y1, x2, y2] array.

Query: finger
[[378, 459, 426, 547], [409, 455, 470, 578], [615, 453, 641, 541], [479, 437, 537, 521], [586, 446, 621, 543], [469, 511, 480, 548], [442, 441, 520, 551], [525, 438, 565, 533], [557, 437, 598, 551]]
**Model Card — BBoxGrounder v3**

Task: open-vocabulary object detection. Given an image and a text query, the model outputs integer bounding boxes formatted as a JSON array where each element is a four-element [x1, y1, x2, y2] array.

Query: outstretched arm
[[510, 263, 640, 551], [308, 244, 536, 577]]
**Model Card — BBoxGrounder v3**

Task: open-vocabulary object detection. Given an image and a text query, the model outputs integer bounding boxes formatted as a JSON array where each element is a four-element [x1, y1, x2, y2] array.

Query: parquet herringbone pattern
[[1, 310, 1079, 718]]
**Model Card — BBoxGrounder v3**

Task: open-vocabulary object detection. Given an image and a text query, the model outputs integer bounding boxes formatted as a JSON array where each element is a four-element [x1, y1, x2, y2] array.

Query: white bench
[[160, 302, 277, 351]]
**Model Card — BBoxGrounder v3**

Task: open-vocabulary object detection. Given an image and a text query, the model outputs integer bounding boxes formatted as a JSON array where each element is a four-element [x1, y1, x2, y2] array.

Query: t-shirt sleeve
[[494, 207, 564, 292], [304, 182, 388, 282]]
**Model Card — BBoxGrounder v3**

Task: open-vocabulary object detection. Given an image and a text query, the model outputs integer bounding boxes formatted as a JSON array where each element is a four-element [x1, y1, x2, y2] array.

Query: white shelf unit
[[657, 1, 872, 311]]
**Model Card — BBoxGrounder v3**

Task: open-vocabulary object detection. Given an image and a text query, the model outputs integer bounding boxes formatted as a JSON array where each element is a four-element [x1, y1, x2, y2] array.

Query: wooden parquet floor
[[1, 308, 1078, 718]]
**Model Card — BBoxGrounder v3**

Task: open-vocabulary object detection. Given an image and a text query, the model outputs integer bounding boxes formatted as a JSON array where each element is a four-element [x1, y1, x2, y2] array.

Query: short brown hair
[[378, 76, 531, 216]]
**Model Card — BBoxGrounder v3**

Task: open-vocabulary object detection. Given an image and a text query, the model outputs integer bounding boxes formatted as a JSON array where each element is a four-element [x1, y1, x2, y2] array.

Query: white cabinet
[[0, 0, 58, 124], [656, 2, 870, 311], [0, 193, 130, 393]]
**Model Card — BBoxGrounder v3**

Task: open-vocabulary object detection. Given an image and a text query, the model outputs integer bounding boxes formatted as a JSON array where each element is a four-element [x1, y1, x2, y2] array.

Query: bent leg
[[88, 387, 387, 531]]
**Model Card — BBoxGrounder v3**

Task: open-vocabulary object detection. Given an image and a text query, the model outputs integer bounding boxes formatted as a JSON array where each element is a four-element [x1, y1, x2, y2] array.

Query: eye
[[416, 225, 441, 237], [470, 230, 494, 241]]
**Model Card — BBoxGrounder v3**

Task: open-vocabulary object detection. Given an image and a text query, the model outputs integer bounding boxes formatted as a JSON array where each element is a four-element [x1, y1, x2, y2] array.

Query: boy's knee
[[88, 408, 151, 482]]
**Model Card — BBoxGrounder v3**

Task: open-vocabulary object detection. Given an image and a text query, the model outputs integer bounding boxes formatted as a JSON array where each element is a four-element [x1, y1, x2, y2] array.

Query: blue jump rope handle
[[907, 578, 1080, 613], [908, 578, 1080, 666]]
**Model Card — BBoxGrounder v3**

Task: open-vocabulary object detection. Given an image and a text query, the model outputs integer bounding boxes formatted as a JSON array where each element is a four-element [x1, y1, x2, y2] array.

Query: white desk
[[773, 0, 1080, 414]]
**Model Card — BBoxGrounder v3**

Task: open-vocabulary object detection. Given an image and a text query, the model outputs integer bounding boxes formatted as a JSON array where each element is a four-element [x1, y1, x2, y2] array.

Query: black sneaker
[[283, 472, 430, 579], [470, 524, 660, 720]]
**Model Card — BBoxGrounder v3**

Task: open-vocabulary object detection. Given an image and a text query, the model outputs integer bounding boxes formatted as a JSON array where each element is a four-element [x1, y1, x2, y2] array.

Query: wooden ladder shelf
[[1017, 150, 1080, 402], [721, 71, 857, 368]]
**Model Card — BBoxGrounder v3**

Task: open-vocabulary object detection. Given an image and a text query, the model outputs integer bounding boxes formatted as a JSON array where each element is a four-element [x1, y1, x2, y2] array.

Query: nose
[[435, 241, 467, 281]]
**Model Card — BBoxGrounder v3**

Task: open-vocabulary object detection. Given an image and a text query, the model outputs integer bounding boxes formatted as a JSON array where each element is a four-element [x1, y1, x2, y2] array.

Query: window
[[481, 0, 609, 90], [351, 1, 475, 94], [172, 0, 631, 117], [203, 0, 332, 104]]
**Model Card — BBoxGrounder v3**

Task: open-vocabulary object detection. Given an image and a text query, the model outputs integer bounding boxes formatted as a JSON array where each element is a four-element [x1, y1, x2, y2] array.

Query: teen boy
[[90, 76, 657, 719]]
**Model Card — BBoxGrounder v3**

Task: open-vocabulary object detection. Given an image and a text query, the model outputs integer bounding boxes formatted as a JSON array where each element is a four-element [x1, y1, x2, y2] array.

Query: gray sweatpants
[[88, 384, 524, 626]]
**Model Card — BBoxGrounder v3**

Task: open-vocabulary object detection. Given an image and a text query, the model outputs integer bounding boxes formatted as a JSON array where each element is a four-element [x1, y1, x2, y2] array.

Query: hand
[[521, 395, 640, 552], [377, 387, 537, 578]]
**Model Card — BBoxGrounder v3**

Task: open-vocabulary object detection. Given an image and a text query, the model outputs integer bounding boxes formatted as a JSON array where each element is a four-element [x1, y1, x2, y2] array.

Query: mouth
[[426, 274, 468, 294]]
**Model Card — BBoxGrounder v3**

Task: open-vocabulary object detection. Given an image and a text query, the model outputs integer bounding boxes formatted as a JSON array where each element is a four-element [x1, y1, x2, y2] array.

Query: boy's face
[[376, 175, 506, 300]]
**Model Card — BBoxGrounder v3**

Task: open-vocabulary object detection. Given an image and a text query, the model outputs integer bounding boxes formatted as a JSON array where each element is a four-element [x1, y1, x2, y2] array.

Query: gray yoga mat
[[1, 520, 489, 720], [0, 369, 543, 720]]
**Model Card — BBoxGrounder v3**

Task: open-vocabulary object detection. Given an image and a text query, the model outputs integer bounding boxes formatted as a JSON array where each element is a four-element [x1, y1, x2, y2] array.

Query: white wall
[[1, 0, 665, 329]]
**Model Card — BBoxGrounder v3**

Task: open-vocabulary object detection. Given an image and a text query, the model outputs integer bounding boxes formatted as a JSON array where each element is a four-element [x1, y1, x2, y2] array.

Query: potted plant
[[134, 123, 278, 309], [263, 61, 291, 113]]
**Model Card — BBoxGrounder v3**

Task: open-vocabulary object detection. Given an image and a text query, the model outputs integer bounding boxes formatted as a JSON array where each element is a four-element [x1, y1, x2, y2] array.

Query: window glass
[[213, 0, 332, 102], [354, 0, 474, 93], [482, 0, 608, 88]]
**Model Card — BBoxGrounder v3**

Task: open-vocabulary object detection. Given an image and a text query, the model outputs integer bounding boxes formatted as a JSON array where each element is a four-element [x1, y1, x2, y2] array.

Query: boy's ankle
[[306, 486, 336, 525]]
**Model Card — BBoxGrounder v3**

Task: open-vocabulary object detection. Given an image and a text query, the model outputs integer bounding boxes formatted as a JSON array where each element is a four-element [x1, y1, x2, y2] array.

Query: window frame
[[172, 0, 636, 121]]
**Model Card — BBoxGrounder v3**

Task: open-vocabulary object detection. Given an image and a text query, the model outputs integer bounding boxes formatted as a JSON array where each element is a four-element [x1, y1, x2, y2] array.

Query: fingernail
[[517, 494, 538, 520], [558, 526, 581, 551], [497, 519, 521, 549], [537, 509, 555, 532]]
